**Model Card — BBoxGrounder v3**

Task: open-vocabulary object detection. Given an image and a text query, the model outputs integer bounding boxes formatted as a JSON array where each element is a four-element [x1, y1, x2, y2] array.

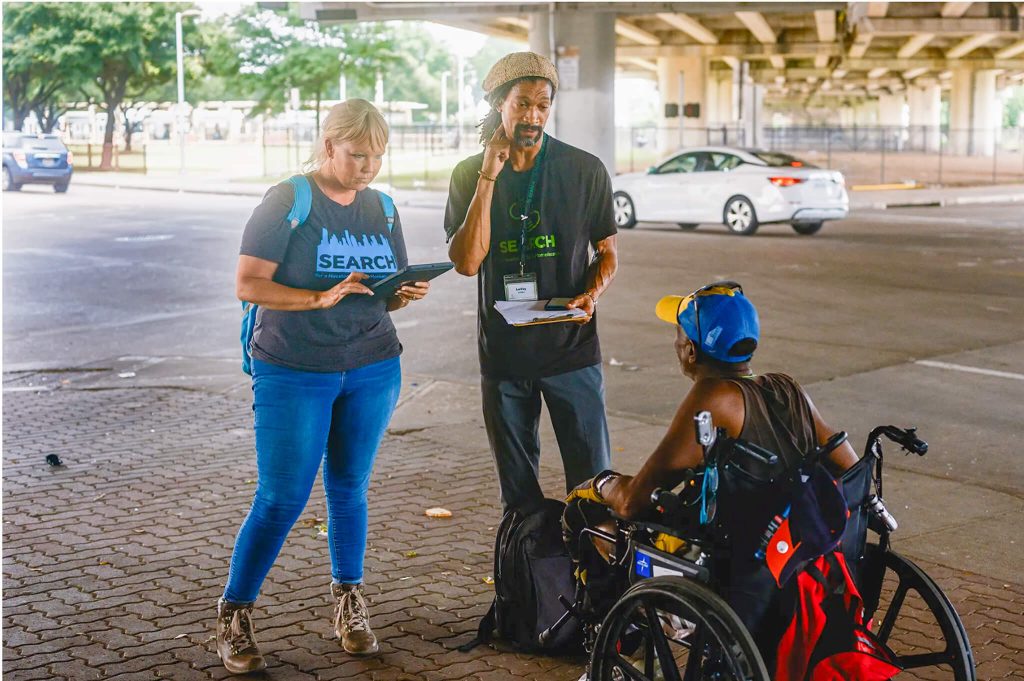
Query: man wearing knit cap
[[444, 51, 619, 512]]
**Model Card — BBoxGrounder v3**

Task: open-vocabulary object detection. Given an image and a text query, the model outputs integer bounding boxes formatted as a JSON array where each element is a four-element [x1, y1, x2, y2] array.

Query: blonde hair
[[306, 99, 389, 170]]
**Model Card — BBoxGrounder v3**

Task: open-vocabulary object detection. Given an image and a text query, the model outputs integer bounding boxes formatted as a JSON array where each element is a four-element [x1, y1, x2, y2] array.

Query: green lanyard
[[517, 134, 547, 275]]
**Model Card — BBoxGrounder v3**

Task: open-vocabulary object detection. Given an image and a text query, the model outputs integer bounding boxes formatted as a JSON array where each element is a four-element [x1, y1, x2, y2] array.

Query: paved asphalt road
[[4, 184, 1023, 500]]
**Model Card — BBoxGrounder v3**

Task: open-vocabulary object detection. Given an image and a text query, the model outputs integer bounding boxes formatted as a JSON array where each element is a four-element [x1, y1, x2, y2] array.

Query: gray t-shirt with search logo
[[240, 175, 408, 373]]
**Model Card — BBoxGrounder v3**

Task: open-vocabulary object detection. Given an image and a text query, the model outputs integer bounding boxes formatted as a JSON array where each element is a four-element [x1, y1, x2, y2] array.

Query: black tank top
[[730, 373, 818, 471], [715, 373, 819, 559]]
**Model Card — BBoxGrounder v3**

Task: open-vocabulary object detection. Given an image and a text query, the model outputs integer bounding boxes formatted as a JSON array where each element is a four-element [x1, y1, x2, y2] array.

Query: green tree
[[1004, 86, 1024, 129], [215, 8, 398, 130], [2, 3, 88, 132], [69, 3, 192, 168], [381, 23, 457, 122]]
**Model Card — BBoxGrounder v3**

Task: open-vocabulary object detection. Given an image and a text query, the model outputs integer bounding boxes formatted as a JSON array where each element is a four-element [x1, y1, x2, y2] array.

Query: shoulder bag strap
[[285, 175, 313, 229], [376, 189, 396, 232]]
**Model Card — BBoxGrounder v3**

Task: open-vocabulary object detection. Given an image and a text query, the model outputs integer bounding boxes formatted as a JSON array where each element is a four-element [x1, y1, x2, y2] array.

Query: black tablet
[[370, 262, 455, 298]]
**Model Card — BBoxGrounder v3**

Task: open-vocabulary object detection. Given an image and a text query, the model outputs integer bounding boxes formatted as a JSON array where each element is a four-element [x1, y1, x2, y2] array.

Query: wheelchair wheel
[[590, 576, 769, 681], [862, 545, 976, 681]]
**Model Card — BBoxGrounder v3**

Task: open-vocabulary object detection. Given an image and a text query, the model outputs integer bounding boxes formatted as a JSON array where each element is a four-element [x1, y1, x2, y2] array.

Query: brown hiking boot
[[332, 583, 379, 655], [216, 598, 267, 674]]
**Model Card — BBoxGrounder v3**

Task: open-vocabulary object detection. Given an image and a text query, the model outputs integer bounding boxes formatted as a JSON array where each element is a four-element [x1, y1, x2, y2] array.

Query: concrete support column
[[703, 74, 719, 130], [528, 11, 553, 59], [908, 83, 941, 152], [853, 101, 878, 126], [737, 62, 764, 148], [657, 56, 706, 154], [878, 93, 906, 127], [878, 93, 906, 151], [529, 12, 555, 138], [972, 70, 998, 156], [529, 9, 615, 171], [838, 103, 856, 127], [949, 69, 973, 155], [706, 70, 736, 127], [950, 69, 999, 156], [723, 71, 738, 125]]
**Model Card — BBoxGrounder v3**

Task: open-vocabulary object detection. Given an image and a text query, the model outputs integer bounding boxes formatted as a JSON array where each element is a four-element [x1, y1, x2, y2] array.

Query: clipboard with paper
[[494, 300, 588, 327]]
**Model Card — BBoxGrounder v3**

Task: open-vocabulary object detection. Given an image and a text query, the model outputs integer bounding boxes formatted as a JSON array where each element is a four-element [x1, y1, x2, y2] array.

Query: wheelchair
[[556, 413, 976, 681]]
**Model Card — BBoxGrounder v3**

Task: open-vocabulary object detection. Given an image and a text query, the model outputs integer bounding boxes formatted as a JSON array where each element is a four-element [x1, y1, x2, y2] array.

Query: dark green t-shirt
[[443, 135, 617, 380], [240, 177, 408, 372]]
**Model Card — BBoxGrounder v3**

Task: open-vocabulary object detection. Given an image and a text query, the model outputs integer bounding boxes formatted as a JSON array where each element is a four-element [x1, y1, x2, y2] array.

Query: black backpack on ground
[[459, 498, 583, 654]]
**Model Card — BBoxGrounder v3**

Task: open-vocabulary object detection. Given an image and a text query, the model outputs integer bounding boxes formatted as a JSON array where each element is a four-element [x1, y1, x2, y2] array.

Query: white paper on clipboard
[[494, 300, 588, 326]]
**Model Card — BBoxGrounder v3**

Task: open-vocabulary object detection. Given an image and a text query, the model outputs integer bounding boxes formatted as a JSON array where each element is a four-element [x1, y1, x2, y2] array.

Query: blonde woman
[[217, 99, 429, 674]]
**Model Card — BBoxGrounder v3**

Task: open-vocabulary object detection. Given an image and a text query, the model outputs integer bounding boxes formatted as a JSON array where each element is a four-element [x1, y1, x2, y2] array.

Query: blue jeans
[[223, 356, 401, 604], [481, 364, 611, 511]]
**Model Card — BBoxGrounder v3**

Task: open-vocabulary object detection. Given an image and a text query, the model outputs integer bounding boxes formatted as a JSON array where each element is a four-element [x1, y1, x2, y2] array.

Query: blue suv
[[3, 132, 73, 192]]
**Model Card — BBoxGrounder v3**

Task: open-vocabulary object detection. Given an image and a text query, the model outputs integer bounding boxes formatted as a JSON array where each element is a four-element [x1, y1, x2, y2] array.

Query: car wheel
[[724, 196, 759, 235], [613, 191, 637, 229], [792, 221, 823, 235], [3, 166, 21, 191], [677, 223, 699, 231], [54, 182, 69, 193]]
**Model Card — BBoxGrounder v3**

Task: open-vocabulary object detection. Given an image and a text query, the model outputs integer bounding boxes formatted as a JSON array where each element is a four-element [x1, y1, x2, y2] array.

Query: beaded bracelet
[[478, 170, 497, 182]]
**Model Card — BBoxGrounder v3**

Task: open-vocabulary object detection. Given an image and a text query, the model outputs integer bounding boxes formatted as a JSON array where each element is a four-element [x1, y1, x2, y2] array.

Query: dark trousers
[[481, 364, 611, 512]]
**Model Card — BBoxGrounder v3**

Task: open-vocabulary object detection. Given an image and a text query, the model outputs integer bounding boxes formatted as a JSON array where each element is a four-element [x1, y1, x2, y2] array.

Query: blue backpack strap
[[241, 175, 311, 376], [285, 175, 312, 228], [376, 189, 396, 232]]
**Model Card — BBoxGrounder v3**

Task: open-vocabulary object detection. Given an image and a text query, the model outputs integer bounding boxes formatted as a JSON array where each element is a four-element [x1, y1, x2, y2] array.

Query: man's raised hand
[[482, 125, 511, 179]]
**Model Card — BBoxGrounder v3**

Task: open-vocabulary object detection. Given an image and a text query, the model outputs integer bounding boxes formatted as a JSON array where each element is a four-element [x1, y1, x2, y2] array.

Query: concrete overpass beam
[[529, 10, 616, 171]]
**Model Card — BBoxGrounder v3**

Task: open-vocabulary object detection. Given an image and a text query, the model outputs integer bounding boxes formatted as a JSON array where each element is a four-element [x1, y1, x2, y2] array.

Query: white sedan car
[[612, 147, 849, 236]]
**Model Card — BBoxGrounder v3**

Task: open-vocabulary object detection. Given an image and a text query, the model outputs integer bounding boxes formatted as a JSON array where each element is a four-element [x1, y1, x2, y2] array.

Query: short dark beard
[[513, 124, 543, 147]]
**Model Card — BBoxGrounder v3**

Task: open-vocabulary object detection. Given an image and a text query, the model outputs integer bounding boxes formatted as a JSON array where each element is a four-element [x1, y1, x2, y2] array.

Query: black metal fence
[[67, 122, 1024, 188]]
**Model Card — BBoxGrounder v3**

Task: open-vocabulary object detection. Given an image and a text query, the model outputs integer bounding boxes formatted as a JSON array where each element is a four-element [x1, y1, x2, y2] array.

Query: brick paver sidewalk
[[4, 381, 1023, 680]]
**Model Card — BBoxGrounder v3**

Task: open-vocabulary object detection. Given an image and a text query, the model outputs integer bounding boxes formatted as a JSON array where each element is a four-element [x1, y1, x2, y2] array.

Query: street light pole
[[441, 70, 450, 145], [457, 55, 465, 149], [175, 9, 201, 175]]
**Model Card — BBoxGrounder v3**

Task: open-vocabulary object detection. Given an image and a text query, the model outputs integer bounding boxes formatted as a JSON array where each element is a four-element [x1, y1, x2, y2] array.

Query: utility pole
[[175, 9, 201, 175], [441, 70, 450, 144], [457, 55, 465, 148]]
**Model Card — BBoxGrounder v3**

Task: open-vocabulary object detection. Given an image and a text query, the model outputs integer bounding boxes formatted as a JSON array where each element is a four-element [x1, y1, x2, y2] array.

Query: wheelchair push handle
[[806, 430, 849, 466], [868, 425, 928, 456], [732, 440, 779, 467]]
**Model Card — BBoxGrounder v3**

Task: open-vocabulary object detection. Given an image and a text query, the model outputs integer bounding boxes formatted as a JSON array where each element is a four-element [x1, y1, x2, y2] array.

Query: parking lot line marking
[[915, 360, 1024, 382]]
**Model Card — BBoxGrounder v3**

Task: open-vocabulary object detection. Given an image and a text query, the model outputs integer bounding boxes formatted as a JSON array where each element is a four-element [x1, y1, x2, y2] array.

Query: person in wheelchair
[[565, 281, 859, 667]]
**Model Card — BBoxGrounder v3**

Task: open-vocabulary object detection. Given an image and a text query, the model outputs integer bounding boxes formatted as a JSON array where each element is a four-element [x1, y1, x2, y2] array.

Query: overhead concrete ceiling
[[297, 2, 1024, 102]]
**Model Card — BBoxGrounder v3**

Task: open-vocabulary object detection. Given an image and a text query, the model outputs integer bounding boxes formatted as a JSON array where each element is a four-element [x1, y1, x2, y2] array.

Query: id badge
[[503, 272, 538, 301]]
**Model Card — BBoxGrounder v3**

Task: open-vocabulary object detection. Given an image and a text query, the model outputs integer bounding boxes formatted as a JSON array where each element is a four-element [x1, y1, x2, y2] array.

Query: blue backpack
[[240, 175, 396, 375]]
